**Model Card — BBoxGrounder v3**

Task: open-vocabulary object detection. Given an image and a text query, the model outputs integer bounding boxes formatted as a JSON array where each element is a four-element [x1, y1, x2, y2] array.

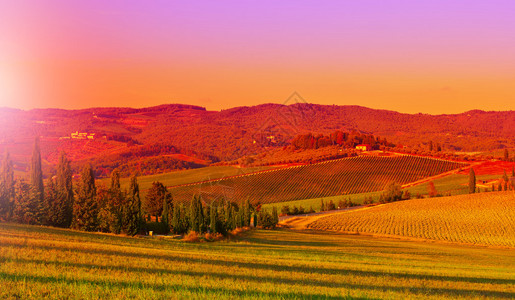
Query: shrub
[[281, 205, 290, 216], [183, 231, 200, 242]]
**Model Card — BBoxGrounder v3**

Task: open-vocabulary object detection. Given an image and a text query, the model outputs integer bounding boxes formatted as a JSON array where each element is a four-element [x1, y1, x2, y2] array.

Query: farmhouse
[[356, 144, 371, 151], [70, 131, 96, 140]]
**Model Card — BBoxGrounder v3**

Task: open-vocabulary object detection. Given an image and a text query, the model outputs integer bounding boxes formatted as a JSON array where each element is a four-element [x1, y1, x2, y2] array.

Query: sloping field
[[98, 165, 275, 199], [307, 192, 515, 247], [1, 223, 514, 299], [170, 155, 466, 204]]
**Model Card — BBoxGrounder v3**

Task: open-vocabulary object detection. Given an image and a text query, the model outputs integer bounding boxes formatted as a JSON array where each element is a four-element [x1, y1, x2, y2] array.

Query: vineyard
[[306, 192, 515, 247], [169, 155, 466, 204]]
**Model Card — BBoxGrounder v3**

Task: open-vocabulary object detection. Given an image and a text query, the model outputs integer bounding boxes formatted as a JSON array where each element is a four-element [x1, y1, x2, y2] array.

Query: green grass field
[[1, 223, 513, 299]]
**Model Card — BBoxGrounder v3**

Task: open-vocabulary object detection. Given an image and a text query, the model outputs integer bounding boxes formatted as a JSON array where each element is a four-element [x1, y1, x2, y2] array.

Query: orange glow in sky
[[1, 1, 514, 114]]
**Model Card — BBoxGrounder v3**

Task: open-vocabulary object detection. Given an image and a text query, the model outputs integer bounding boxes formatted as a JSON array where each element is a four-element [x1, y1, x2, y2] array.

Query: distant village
[[59, 131, 96, 140]]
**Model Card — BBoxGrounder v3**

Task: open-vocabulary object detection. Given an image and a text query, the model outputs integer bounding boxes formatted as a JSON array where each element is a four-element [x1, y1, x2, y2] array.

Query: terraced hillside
[[307, 192, 515, 247], [169, 155, 466, 204]]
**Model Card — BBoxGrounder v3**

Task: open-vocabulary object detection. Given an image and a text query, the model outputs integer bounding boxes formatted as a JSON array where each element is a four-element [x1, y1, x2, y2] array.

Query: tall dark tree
[[243, 198, 251, 227], [189, 195, 204, 233], [53, 152, 74, 227], [98, 169, 125, 233], [504, 149, 509, 161], [145, 181, 169, 221], [30, 137, 45, 223], [124, 175, 142, 236], [469, 168, 476, 194], [0, 153, 15, 220], [171, 202, 187, 234], [13, 179, 39, 224], [73, 164, 98, 231], [210, 204, 217, 234], [44, 177, 59, 226], [272, 207, 279, 225]]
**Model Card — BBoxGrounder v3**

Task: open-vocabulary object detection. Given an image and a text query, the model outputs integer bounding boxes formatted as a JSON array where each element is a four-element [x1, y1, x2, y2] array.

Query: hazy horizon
[[2, 1, 515, 114]]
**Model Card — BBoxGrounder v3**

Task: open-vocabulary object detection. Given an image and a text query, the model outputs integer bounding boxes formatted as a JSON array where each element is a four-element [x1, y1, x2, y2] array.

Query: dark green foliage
[[381, 181, 403, 202], [124, 175, 142, 236], [98, 170, 127, 234], [161, 197, 170, 234], [281, 205, 290, 215], [44, 177, 59, 226], [235, 208, 242, 228], [257, 209, 278, 229], [243, 198, 251, 227], [171, 203, 188, 234], [210, 205, 217, 234], [73, 164, 99, 231], [189, 195, 204, 233], [30, 137, 44, 201], [272, 207, 279, 225], [327, 200, 336, 211], [469, 168, 476, 194], [320, 199, 325, 212], [30, 137, 45, 224], [0, 153, 15, 220], [144, 181, 170, 220], [12, 179, 38, 224], [54, 152, 74, 227]]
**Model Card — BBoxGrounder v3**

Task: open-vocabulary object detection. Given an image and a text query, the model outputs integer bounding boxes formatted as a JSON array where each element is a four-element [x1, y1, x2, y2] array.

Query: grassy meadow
[[307, 192, 515, 247], [1, 222, 514, 299]]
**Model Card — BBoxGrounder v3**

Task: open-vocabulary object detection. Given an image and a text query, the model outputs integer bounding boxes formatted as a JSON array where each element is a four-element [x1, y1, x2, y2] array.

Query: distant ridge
[[0, 103, 514, 163]]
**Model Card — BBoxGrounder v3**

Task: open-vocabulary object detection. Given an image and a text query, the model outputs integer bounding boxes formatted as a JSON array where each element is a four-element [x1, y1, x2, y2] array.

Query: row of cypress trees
[[156, 193, 278, 235], [0, 137, 143, 235], [0, 137, 279, 236]]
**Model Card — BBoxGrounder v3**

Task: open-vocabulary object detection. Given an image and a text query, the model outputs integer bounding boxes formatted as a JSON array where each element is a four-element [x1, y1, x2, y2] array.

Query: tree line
[[0, 137, 278, 236], [291, 130, 393, 150]]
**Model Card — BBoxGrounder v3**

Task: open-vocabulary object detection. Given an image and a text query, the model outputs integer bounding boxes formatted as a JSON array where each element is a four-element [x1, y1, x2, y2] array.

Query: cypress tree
[[0, 153, 15, 220], [44, 177, 58, 226], [171, 202, 182, 234], [161, 197, 170, 234], [73, 164, 98, 231], [125, 175, 142, 236], [30, 137, 45, 223], [272, 207, 279, 226], [210, 204, 217, 234], [468, 168, 476, 194], [13, 179, 38, 224], [504, 149, 509, 161], [243, 198, 251, 227], [145, 181, 168, 221], [189, 195, 200, 232], [105, 169, 125, 233], [55, 152, 73, 227]]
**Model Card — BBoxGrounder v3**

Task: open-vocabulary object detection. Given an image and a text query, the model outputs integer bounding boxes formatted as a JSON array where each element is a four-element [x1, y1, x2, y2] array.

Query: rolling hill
[[169, 155, 466, 205], [304, 191, 515, 247], [0, 103, 514, 175]]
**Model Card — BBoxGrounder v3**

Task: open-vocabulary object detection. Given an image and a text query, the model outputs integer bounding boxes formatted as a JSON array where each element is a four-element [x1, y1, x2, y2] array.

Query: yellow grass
[[307, 191, 515, 247], [1, 223, 514, 299]]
